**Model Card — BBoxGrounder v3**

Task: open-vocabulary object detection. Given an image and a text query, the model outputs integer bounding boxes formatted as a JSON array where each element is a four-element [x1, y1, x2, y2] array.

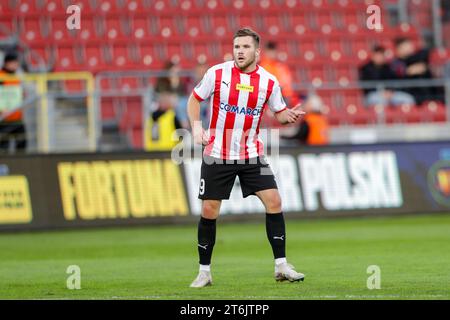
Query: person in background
[[0, 51, 26, 152], [145, 94, 182, 151], [260, 41, 299, 106], [390, 37, 443, 104], [281, 94, 329, 146], [359, 45, 415, 108], [155, 61, 191, 129]]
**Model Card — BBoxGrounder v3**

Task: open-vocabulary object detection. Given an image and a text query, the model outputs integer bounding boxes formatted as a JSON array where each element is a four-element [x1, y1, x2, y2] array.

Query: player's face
[[233, 36, 260, 71]]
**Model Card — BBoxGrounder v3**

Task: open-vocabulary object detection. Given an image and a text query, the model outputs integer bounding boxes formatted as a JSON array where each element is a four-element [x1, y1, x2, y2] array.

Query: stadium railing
[[0, 72, 96, 153], [94, 69, 193, 151]]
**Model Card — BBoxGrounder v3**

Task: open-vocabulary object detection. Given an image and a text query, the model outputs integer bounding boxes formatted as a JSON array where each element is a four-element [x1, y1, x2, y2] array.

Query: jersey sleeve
[[267, 81, 287, 113], [192, 67, 215, 102]]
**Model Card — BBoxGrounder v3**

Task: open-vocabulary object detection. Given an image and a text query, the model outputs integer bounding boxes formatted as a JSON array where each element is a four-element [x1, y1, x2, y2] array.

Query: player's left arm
[[274, 103, 305, 125], [268, 80, 305, 125]]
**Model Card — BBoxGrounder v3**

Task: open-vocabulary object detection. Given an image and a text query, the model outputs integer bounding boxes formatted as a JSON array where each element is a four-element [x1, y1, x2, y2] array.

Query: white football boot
[[190, 270, 213, 288], [275, 263, 305, 282]]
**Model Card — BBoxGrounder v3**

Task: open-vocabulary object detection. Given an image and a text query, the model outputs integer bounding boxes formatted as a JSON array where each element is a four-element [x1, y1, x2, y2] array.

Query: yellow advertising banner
[[0, 175, 33, 224], [58, 159, 189, 220]]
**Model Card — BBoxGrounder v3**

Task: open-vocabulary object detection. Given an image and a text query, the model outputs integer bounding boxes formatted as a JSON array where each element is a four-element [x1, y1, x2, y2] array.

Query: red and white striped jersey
[[192, 60, 287, 160]]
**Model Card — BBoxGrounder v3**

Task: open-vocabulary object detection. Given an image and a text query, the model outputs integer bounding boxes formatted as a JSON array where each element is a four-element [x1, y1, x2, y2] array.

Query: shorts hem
[[198, 195, 231, 200], [242, 186, 278, 198]]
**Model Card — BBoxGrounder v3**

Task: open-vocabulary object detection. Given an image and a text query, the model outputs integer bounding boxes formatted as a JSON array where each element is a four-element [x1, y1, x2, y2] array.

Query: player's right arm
[[188, 66, 215, 145], [187, 93, 209, 145]]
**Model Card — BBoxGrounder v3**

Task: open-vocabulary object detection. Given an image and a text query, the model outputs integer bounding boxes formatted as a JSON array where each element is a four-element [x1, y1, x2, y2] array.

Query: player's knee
[[202, 201, 220, 219], [266, 193, 282, 212]]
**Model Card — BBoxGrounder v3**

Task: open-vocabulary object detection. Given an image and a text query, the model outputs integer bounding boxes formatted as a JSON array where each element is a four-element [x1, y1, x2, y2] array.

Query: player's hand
[[193, 126, 210, 146], [285, 103, 306, 123]]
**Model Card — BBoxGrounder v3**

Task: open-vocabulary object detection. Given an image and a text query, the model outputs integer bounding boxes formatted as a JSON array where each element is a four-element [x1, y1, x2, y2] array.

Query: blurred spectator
[[390, 37, 443, 104], [0, 51, 26, 152], [155, 61, 190, 129], [145, 95, 182, 151], [442, 0, 450, 23], [281, 94, 329, 146], [359, 45, 415, 107], [260, 41, 299, 106]]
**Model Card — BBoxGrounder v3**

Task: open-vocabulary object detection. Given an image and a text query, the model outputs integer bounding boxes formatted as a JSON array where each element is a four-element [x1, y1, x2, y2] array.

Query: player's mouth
[[237, 57, 245, 63]]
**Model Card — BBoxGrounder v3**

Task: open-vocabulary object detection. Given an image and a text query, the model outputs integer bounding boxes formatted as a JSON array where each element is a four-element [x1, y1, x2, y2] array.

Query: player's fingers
[[292, 103, 302, 111], [202, 133, 210, 145]]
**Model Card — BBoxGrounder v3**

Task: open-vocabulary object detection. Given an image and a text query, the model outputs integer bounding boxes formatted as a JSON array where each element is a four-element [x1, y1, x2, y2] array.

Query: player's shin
[[265, 212, 286, 263], [197, 216, 216, 270]]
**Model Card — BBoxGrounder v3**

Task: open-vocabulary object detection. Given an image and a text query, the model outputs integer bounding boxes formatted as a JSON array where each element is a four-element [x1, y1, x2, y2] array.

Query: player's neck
[[234, 62, 259, 74]]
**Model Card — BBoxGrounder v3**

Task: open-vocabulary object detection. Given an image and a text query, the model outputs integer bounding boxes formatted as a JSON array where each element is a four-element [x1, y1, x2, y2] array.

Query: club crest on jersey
[[236, 83, 254, 92]]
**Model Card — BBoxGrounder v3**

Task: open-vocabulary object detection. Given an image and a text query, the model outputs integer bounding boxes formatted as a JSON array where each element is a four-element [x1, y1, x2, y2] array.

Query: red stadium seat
[[54, 46, 77, 71], [131, 16, 151, 40], [348, 105, 378, 125], [15, 1, 40, 15], [421, 101, 447, 123], [306, 66, 328, 88], [327, 106, 350, 126], [19, 16, 49, 42], [111, 44, 135, 68], [157, 16, 180, 39], [298, 40, 321, 62], [332, 65, 358, 86], [26, 45, 52, 69], [99, 16, 130, 40], [261, 14, 287, 35], [290, 12, 311, 36], [119, 97, 143, 131], [137, 43, 162, 68], [321, 39, 345, 61], [129, 128, 143, 149], [0, 1, 17, 14], [211, 15, 231, 38], [384, 106, 421, 124], [82, 44, 110, 70], [342, 90, 365, 110], [236, 13, 257, 31], [100, 97, 119, 123], [183, 16, 210, 38], [78, 18, 102, 40], [49, 16, 83, 41], [316, 12, 335, 34]]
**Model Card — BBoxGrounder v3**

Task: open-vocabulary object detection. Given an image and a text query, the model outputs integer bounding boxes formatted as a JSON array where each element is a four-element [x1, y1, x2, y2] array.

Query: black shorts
[[198, 156, 278, 200]]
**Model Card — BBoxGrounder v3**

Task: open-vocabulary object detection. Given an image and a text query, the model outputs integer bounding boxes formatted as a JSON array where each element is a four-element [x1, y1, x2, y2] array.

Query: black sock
[[266, 212, 286, 259], [197, 216, 216, 265]]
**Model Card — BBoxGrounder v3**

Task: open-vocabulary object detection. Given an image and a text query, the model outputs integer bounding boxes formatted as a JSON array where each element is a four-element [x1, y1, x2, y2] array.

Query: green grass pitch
[[0, 213, 449, 300]]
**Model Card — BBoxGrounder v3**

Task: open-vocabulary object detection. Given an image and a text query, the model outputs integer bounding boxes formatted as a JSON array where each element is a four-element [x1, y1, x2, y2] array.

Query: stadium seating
[[0, 0, 447, 149]]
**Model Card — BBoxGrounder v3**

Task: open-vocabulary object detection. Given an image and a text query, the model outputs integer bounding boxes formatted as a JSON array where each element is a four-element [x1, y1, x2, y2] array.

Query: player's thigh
[[238, 158, 278, 198], [199, 158, 237, 200]]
